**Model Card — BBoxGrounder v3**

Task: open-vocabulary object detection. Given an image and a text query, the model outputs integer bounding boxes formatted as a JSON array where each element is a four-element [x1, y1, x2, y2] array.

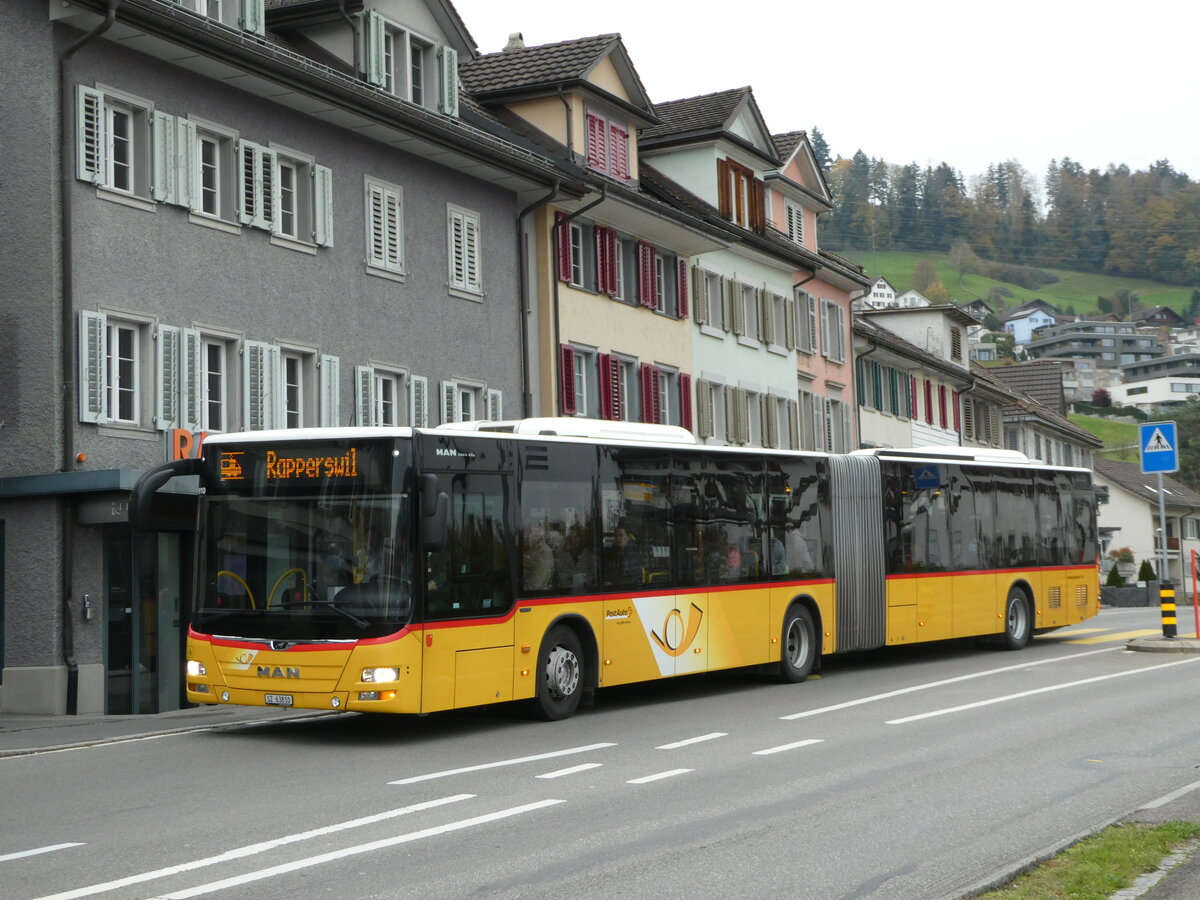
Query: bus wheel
[[1002, 588, 1031, 650], [533, 626, 584, 721], [780, 605, 816, 683]]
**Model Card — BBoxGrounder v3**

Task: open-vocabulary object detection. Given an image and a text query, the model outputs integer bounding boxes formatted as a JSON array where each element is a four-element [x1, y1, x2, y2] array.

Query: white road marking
[[389, 742, 616, 784], [627, 769, 693, 784], [752, 739, 824, 756], [29, 795, 473, 900], [887, 656, 1200, 724], [1141, 778, 1200, 810], [0, 843, 84, 863], [145, 799, 564, 899], [536, 763, 603, 779], [781, 647, 1120, 720], [656, 732, 727, 750]]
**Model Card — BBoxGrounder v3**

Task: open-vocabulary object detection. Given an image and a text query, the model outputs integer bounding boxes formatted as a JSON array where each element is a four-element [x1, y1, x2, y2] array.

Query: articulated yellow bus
[[131, 418, 1099, 721]]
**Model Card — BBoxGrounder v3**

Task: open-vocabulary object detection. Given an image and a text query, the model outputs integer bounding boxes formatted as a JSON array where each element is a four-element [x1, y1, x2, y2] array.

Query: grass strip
[[981, 822, 1200, 899]]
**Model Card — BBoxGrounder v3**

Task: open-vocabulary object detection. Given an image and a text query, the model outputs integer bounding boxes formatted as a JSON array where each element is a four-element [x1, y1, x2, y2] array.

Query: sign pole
[[1157, 472, 1168, 583], [1138, 421, 1179, 587]]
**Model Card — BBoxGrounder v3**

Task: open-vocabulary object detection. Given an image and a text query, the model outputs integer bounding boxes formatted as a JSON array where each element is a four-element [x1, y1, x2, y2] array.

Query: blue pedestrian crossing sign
[[1139, 421, 1178, 474], [914, 465, 941, 488]]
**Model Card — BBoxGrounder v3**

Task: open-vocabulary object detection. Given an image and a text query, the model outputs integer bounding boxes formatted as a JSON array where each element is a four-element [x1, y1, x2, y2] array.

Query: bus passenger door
[[420, 470, 515, 713]]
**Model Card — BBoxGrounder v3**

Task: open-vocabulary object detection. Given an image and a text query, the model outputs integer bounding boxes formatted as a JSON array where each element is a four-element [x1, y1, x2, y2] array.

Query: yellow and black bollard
[[1160, 581, 1177, 639]]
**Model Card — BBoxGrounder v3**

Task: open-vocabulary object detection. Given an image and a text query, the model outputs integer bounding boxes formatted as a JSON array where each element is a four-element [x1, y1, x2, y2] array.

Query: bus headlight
[[362, 667, 399, 683], [187, 660, 207, 677]]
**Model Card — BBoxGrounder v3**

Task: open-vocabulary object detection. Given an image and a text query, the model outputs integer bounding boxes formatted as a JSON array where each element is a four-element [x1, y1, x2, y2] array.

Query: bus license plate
[[264, 693, 293, 707]]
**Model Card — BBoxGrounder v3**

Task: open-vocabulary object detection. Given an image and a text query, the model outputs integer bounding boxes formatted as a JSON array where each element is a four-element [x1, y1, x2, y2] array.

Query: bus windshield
[[195, 491, 412, 641]]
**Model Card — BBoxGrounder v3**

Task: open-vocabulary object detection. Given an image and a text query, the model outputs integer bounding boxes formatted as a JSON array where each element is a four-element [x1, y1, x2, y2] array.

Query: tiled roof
[[640, 87, 751, 139], [969, 363, 1102, 447], [1093, 458, 1200, 509], [986, 361, 1067, 414], [459, 34, 620, 94], [772, 131, 806, 160]]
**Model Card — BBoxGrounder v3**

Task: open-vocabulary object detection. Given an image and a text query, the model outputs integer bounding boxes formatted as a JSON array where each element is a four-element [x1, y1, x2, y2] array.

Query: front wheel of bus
[[1002, 588, 1031, 650], [779, 605, 816, 683], [533, 626, 585, 721]]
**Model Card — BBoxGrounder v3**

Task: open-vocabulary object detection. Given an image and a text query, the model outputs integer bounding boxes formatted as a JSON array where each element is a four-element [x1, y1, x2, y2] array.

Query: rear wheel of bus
[[533, 625, 585, 720], [779, 604, 817, 683], [1001, 587, 1032, 650]]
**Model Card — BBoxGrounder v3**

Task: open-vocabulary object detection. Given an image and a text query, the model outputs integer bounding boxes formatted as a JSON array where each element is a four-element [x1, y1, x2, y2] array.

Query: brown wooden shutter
[[716, 158, 731, 219], [555, 212, 573, 283], [676, 258, 689, 319]]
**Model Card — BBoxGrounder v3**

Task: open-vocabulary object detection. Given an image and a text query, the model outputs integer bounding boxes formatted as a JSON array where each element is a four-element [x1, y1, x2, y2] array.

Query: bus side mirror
[[130, 458, 203, 531], [420, 474, 449, 551]]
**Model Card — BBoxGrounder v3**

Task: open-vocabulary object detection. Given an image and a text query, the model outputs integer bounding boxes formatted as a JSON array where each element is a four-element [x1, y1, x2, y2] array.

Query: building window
[[365, 176, 404, 277], [106, 322, 140, 424], [202, 339, 228, 432], [717, 157, 764, 231], [78, 311, 152, 426], [189, 120, 238, 223], [950, 327, 963, 362], [440, 379, 496, 423], [364, 14, 456, 114], [820, 299, 845, 362], [75, 85, 153, 200], [282, 352, 308, 428], [448, 204, 483, 297], [785, 201, 803, 244], [584, 108, 631, 181]]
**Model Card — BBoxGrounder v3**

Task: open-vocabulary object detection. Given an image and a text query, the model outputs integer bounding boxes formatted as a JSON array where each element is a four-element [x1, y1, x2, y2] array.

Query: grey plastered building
[[0, 0, 582, 715]]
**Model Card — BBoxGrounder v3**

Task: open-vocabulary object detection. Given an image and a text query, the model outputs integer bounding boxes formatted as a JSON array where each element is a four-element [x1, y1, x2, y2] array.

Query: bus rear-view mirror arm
[[420, 473, 449, 551], [130, 458, 204, 531]]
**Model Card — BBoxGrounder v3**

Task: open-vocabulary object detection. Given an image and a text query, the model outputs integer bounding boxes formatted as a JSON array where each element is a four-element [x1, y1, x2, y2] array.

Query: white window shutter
[[156, 324, 181, 431], [320, 354, 340, 426], [365, 11, 386, 87], [731, 285, 745, 335], [464, 214, 480, 292], [182, 328, 202, 432], [842, 403, 852, 450], [787, 400, 799, 450], [173, 117, 194, 210], [764, 396, 779, 449], [486, 389, 503, 421], [181, 118, 201, 215], [784, 295, 796, 350], [696, 380, 713, 438], [243, 340, 280, 431], [692, 267, 707, 325], [355, 365, 376, 426], [237, 140, 258, 226], [807, 294, 818, 353], [439, 45, 459, 116], [448, 208, 465, 289], [760, 290, 775, 345], [76, 85, 105, 185], [737, 389, 750, 445], [724, 385, 737, 442], [813, 397, 825, 451], [152, 111, 176, 204], [820, 301, 831, 358], [836, 306, 846, 361], [409, 375, 429, 427], [78, 310, 107, 423], [440, 380, 458, 424], [240, 0, 265, 35], [314, 165, 333, 247]]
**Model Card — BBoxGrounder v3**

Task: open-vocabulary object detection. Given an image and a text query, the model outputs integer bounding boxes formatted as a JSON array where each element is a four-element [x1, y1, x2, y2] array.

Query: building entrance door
[[104, 528, 187, 714]]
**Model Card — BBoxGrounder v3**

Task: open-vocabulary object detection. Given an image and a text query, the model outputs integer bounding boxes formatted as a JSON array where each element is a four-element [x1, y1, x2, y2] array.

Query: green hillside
[[844, 250, 1194, 318], [1068, 414, 1139, 462]]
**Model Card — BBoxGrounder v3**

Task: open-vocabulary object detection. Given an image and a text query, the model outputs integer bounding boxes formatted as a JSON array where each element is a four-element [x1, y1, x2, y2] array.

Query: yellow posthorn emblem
[[650, 603, 704, 657]]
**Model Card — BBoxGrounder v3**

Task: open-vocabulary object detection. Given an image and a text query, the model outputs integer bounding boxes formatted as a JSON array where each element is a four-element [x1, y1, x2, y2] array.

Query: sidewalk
[[0, 703, 334, 758]]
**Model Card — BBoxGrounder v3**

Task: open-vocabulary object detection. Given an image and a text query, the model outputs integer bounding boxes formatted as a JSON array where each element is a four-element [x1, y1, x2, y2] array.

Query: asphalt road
[[3, 606, 1199, 900]]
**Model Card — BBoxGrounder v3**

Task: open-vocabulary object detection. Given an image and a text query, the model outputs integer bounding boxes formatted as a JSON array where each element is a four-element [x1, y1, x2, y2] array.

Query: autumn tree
[[912, 258, 939, 293]]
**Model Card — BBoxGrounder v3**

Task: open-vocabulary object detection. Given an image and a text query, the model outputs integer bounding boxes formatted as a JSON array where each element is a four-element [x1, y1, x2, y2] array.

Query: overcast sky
[[453, 0, 1198, 191]]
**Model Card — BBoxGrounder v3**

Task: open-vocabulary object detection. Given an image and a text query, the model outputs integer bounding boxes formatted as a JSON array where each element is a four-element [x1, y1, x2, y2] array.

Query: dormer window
[[584, 108, 630, 181], [717, 158, 764, 232], [365, 11, 459, 116]]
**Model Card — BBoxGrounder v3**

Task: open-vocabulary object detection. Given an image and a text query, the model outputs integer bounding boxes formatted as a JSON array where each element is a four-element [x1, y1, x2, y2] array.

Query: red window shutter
[[594, 227, 610, 294], [560, 344, 577, 415], [938, 385, 947, 428], [924, 380, 934, 425], [555, 212, 573, 283], [637, 242, 655, 308], [676, 257, 689, 319], [610, 124, 629, 180], [597, 352, 613, 420], [679, 373, 692, 432], [586, 112, 607, 171], [608, 354, 622, 419], [910, 375, 918, 418], [716, 159, 731, 219], [952, 390, 961, 432], [640, 363, 660, 423]]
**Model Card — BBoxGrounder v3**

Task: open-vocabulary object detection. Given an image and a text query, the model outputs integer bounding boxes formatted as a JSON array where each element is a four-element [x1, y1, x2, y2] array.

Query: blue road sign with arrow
[[1139, 421, 1178, 475], [914, 465, 941, 489]]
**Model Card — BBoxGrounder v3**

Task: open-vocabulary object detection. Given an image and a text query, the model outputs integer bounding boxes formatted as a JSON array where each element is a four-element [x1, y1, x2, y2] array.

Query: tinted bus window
[[993, 468, 1037, 567], [517, 443, 598, 595], [947, 466, 981, 571], [768, 456, 827, 579], [600, 448, 671, 590], [887, 464, 950, 573], [673, 453, 765, 586], [1072, 473, 1099, 565], [1036, 471, 1064, 567], [424, 472, 513, 619]]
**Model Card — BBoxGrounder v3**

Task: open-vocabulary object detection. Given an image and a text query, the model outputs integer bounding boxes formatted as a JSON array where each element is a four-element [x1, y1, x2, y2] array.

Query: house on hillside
[[858, 276, 899, 310], [895, 289, 932, 308], [1132, 306, 1187, 328], [1093, 459, 1200, 591], [1004, 307, 1056, 345]]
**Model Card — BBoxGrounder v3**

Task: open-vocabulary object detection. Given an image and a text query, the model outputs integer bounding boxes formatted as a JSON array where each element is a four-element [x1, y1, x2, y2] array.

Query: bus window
[[1036, 472, 1064, 567], [599, 448, 671, 589], [947, 466, 981, 571], [424, 473, 513, 619], [993, 468, 1037, 567], [1073, 473, 1099, 564], [768, 456, 826, 580], [517, 443, 598, 595], [675, 454, 765, 586]]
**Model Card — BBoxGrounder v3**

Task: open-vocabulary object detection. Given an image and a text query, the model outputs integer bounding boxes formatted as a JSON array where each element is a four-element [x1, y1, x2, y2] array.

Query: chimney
[[504, 32, 525, 51]]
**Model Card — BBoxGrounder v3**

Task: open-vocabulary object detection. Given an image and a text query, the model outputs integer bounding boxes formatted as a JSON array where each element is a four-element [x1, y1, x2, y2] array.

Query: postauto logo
[[632, 597, 705, 677]]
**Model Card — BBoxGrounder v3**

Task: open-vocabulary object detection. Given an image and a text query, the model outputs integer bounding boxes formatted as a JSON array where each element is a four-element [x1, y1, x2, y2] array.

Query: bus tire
[[779, 605, 817, 683], [1002, 588, 1031, 650], [532, 625, 585, 721]]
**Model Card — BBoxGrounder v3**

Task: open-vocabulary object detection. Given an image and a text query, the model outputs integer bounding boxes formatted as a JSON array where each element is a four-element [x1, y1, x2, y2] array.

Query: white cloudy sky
[[452, 0, 1198, 188]]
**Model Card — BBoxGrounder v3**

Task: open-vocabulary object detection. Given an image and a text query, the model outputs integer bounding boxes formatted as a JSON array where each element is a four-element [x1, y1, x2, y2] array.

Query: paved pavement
[[1, 637, 1197, 898]]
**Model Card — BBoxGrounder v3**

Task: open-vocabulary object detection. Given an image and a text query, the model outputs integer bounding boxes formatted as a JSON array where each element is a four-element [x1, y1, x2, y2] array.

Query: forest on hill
[[808, 129, 1200, 292]]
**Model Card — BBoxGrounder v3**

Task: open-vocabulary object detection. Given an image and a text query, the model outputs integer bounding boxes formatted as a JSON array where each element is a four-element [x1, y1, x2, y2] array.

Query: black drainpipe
[[59, 0, 119, 714], [517, 182, 560, 415]]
